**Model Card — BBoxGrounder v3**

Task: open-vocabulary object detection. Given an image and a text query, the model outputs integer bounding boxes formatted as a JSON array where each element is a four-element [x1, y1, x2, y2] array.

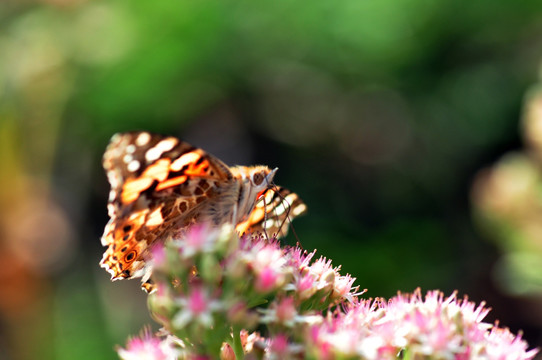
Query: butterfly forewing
[[103, 132, 232, 207]]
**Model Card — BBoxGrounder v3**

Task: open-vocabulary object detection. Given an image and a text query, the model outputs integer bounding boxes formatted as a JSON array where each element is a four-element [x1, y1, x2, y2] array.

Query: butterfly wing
[[100, 132, 234, 280], [235, 186, 307, 239]]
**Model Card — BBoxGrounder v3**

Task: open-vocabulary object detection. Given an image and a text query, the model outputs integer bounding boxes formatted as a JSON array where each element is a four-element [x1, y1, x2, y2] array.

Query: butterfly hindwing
[[236, 187, 307, 239]]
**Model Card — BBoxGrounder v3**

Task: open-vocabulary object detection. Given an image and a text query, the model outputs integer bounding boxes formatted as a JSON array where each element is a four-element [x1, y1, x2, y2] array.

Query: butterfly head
[[231, 166, 277, 188], [230, 166, 277, 223], [254, 166, 277, 187]]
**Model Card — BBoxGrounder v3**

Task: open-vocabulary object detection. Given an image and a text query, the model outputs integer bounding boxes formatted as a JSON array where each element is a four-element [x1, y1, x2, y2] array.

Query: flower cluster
[[307, 290, 537, 359], [116, 225, 538, 360]]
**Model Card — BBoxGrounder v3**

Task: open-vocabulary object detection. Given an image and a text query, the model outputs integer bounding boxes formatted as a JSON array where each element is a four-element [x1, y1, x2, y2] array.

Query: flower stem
[[232, 326, 244, 360]]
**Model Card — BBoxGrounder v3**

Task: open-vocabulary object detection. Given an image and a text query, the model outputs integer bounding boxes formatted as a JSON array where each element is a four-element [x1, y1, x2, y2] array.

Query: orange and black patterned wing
[[100, 132, 234, 280], [235, 187, 307, 239]]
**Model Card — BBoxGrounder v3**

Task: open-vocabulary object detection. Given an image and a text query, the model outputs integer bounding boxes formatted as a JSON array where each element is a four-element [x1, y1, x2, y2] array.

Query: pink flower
[[117, 329, 179, 360], [485, 326, 538, 360], [172, 287, 222, 328], [236, 237, 288, 293], [254, 266, 283, 293], [259, 297, 298, 327], [267, 334, 304, 359], [331, 274, 359, 301], [309, 257, 335, 278], [253, 244, 286, 272], [181, 224, 218, 258], [260, 297, 323, 328], [295, 273, 318, 301], [275, 297, 296, 324], [150, 244, 167, 269], [286, 247, 316, 271], [269, 334, 289, 355], [305, 257, 343, 298]]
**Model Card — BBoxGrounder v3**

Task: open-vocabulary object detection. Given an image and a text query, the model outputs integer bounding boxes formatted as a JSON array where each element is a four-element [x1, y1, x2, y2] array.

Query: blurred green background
[[2, 0, 542, 359]]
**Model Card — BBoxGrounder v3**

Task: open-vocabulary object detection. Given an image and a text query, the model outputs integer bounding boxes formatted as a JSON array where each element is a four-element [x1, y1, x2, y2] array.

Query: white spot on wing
[[110, 133, 121, 143], [123, 154, 133, 163], [136, 132, 151, 146], [156, 138, 177, 152], [263, 219, 275, 229], [145, 148, 162, 162], [131, 264, 147, 279], [285, 194, 297, 204], [264, 190, 274, 202], [126, 144, 136, 154], [274, 202, 288, 216], [146, 207, 164, 227], [145, 138, 178, 162], [127, 160, 140, 172], [145, 147, 162, 162], [170, 151, 200, 171], [108, 173, 119, 188], [292, 204, 307, 216]]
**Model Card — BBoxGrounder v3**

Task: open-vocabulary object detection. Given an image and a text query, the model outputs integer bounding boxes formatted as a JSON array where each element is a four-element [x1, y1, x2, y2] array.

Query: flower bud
[[148, 282, 175, 327], [319, 269, 336, 299], [220, 343, 236, 360], [200, 253, 222, 285]]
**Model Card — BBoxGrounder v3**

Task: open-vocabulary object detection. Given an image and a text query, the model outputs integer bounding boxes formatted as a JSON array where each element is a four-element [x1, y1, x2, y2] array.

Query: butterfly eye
[[252, 172, 264, 186]]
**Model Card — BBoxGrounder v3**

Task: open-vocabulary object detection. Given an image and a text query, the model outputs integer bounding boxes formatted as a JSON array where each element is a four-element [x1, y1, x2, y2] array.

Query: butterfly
[[100, 131, 307, 282]]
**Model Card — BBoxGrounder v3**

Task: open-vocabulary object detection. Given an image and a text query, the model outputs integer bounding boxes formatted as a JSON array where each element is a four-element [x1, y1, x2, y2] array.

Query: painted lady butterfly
[[100, 132, 307, 282]]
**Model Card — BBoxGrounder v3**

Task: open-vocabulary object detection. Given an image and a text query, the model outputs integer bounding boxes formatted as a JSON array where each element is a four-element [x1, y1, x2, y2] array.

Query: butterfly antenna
[[288, 217, 302, 245], [260, 190, 270, 241], [271, 184, 302, 244], [272, 184, 291, 236], [260, 176, 277, 241]]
